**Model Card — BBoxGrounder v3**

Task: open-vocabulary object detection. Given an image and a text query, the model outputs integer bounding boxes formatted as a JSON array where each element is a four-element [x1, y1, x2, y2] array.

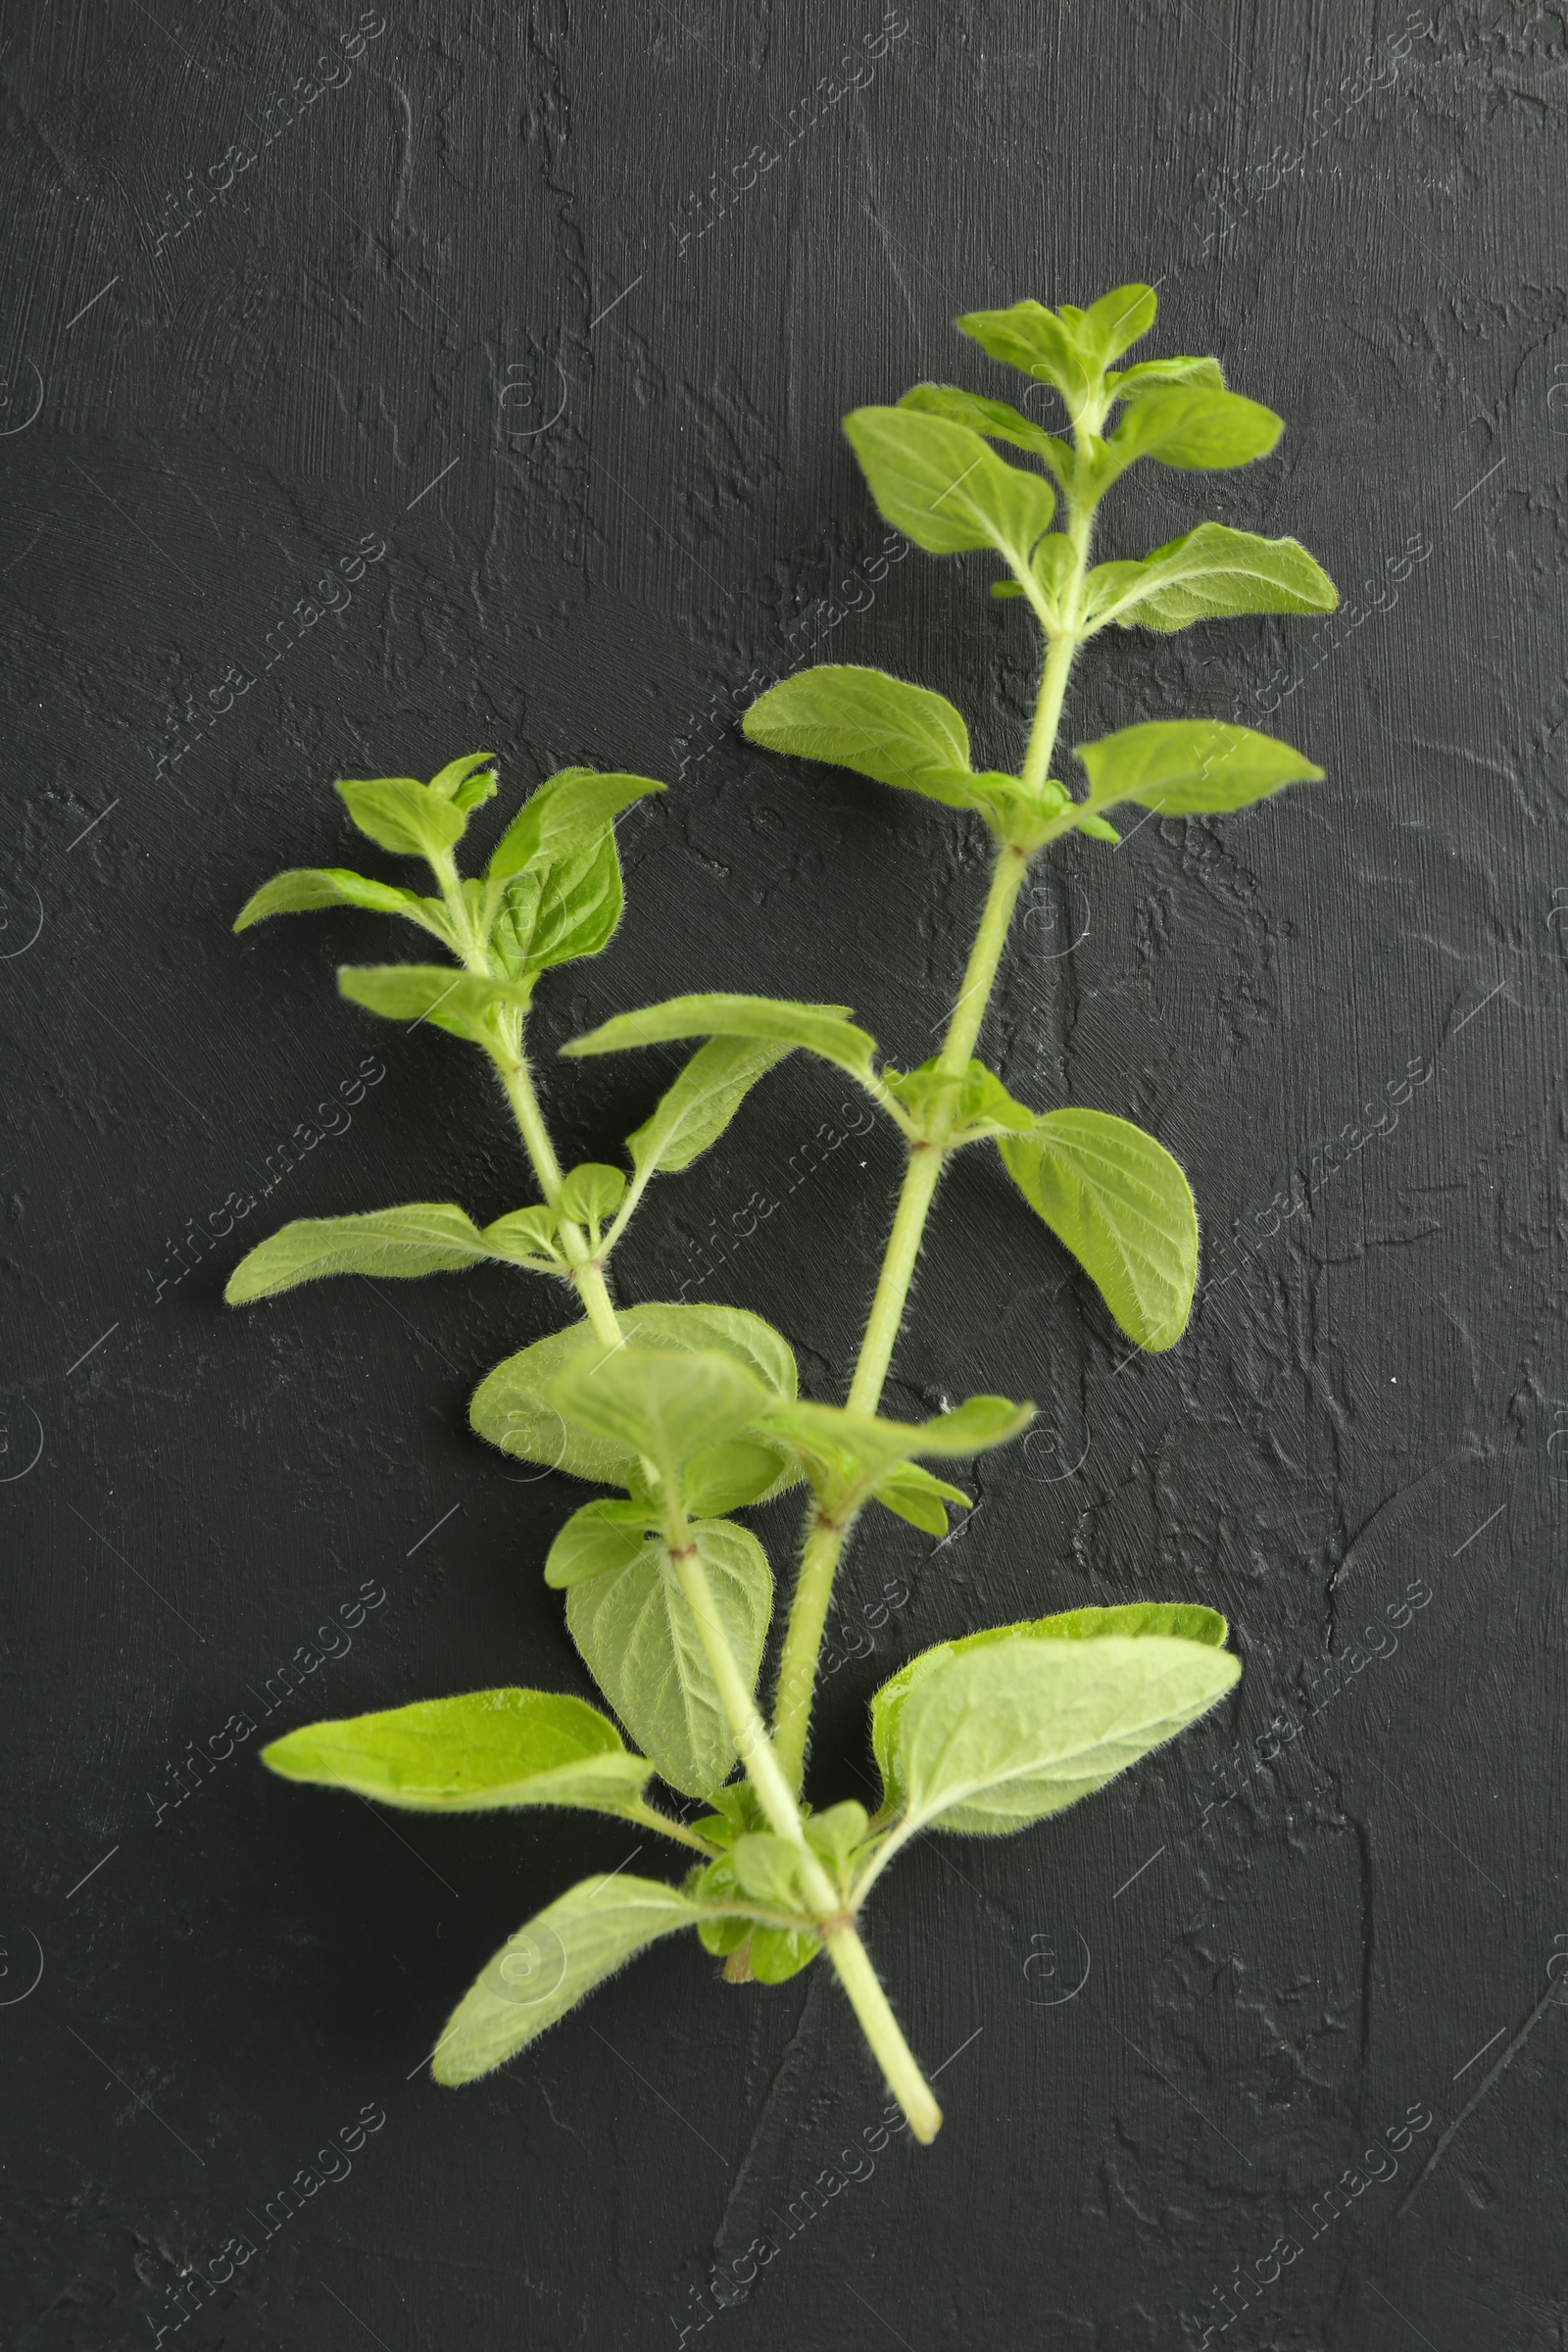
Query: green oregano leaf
[[750, 1924, 822, 1983], [871, 1460, 971, 1536], [523, 831, 626, 971], [761, 1393, 1032, 1528], [469, 1302, 797, 1492], [559, 1162, 627, 1231], [625, 1036, 794, 1183], [428, 751, 498, 808], [336, 777, 468, 862], [564, 994, 880, 1087], [897, 382, 1061, 463], [549, 1347, 769, 1493], [232, 867, 453, 941], [338, 963, 533, 1045], [878, 1631, 1239, 1835], [486, 768, 662, 883], [872, 1600, 1232, 1795], [842, 408, 1055, 564], [1074, 718, 1324, 817], [565, 1518, 773, 1797], [481, 1205, 564, 1267], [261, 1689, 653, 1818], [743, 664, 974, 806], [431, 1876, 702, 2084], [544, 1498, 658, 1589], [225, 1204, 495, 1303], [1097, 383, 1283, 484], [881, 1057, 1038, 1144], [998, 1109, 1199, 1352], [1083, 523, 1338, 635]]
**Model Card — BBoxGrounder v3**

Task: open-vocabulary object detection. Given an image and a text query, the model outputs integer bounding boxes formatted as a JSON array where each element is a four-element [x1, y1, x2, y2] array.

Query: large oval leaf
[[1100, 384, 1282, 478], [998, 1110, 1198, 1352], [1074, 718, 1323, 817], [261, 1689, 652, 1817], [432, 1875, 700, 2084], [743, 665, 975, 806], [883, 1632, 1238, 1835], [469, 1301, 798, 1490], [550, 1348, 768, 1494], [1083, 523, 1338, 636], [843, 407, 1055, 563], [872, 1601, 1228, 1801], [565, 1519, 772, 1798]]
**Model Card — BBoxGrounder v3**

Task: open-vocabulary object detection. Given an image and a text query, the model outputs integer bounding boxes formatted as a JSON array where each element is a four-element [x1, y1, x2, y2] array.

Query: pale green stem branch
[[768, 465, 1101, 1790], [434, 840, 621, 1348], [821, 1920, 942, 2143], [622, 1799, 721, 1857], [664, 1519, 941, 2138]]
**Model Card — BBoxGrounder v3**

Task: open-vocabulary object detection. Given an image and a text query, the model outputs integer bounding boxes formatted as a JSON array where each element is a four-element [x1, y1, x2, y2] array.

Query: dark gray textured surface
[[3, 3, 1565, 2345]]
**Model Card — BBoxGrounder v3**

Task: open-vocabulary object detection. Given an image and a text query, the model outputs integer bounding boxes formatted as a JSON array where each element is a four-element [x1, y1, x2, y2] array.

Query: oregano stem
[[495, 1049, 622, 1347], [427, 850, 622, 1341], [819, 1921, 942, 2143], [663, 1517, 941, 2137], [769, 475, 1100, 1791]]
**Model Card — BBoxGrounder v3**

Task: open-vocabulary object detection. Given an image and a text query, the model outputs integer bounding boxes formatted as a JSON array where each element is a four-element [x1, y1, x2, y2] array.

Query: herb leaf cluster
[[230, 282, 1334, 2138]]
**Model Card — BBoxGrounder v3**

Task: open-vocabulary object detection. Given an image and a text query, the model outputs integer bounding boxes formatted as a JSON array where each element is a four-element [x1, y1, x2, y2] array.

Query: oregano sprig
[[227, 281, 1335, 2145]]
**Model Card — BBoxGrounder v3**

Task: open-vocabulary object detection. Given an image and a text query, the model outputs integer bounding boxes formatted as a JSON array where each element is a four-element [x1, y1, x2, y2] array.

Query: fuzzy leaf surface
[[336, 777, 467, 861], [880, 1632, 1239, 1834], [762, 1394, 1031, 1525], [232, 867, 450, 940], [550, 1348, 769, 1493], [897, 382, 1062, 462], [1100, 383, 1282, 478], [559, 1162, 627, 1229], [261, 1689, 652, 1817], [225, 1204, 493, 1303], [625, 1037, 794, 1182], [744, 664, 974, 805], [883, 1057, 1038, 1143], [503, 831, 626, 974], [1084, 523, 1338, 635], [1107, 355, 1225, 400], [872, 1598, 1231, 1802], [1075, 718, 1323, 816], [469, 1302, 797, 1492], [338, 963, 531, 1043], [486, 768, 662, 883], [432, 1876, 700, 2083], [480, 1206, 562, 1267], [565, 1519, 772, 1797], [565, 994, 879, 1085], [843, 408, 1055, 562], [428, 752, 497, 808], [999, 1110, 1198, 1351], [871, 1460, 972, 1536], [544, 1499, 656, 1590]]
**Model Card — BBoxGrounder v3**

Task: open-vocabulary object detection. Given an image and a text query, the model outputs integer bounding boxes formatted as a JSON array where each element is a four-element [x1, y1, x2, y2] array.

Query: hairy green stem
[[431, 848, 624, 1346], [664, 1519, 941, 2136], [623, 1798, 720, 1857], [769, 472, 1100, 1791], [495, 1053, 621, 1347], [820, 1920, 942, 2144]]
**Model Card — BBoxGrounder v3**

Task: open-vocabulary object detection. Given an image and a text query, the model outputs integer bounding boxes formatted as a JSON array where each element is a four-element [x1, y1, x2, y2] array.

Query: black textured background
[[4, 4, 1566, 2346]]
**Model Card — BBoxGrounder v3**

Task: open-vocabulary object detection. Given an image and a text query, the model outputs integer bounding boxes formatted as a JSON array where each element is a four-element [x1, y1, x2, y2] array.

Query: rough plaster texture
[[2, 3, 1565, 2346]]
